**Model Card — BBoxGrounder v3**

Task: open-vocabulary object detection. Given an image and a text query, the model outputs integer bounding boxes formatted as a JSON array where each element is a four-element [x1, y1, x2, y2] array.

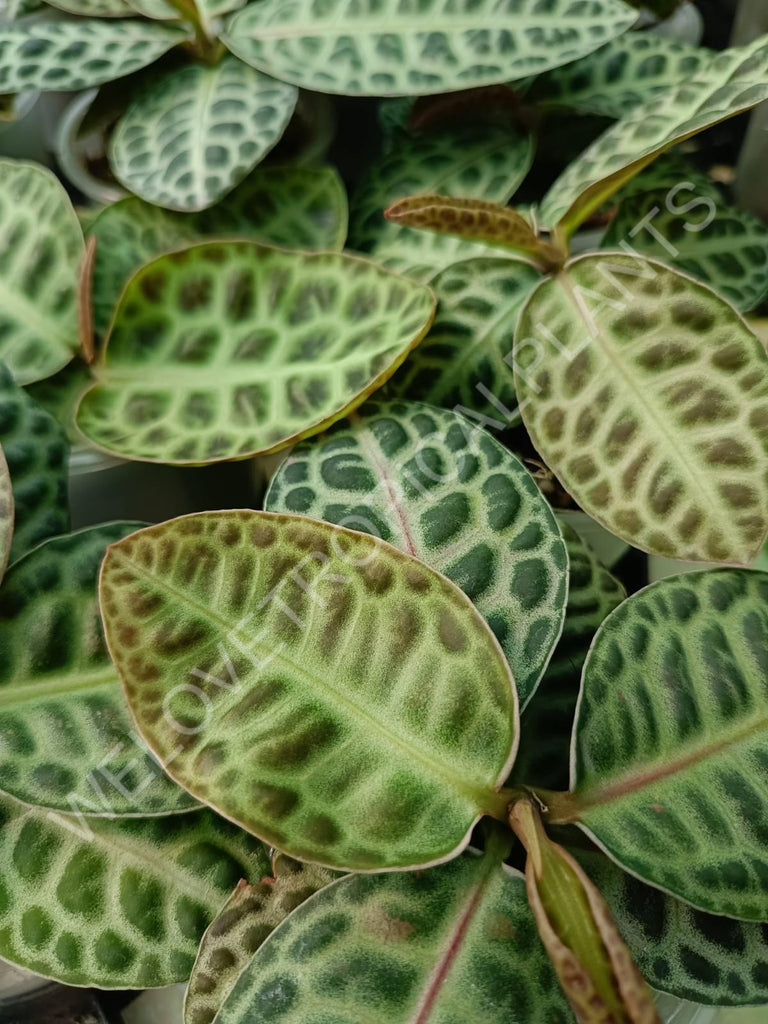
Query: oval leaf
[[213, 848, 572, 1023], [0, 523, 199, 815], [0, 794, 268, 988], [0, 160, 83, 384], [554, 569, 768, 921], [75, 242, 435, 464], [101, 511, 518, 870], [44, 0, 137, 15], [222, 0, 636, 97], [265, 399, 568, 705], [514, 253, 768, 565], [110, 58, 298, 213]]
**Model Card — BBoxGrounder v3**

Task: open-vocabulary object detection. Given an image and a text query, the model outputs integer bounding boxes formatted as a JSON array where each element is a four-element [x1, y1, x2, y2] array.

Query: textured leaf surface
[[603, 189, 768, 313], [25, 360, 92, 443], [387, 258, 541, 423], [223, 0, 636, 97], [559, 569, 768, 921], [43, 0, 136, 15], [0, 523, 199, 815], [185, 857, 337, 1024], [0, 364, 69, 563], [573, 845, 768, 1007], [527, 34, 710, 119], [512, 521, 625, 792], [540, 35, 768, 232], [0, 160, 83, 385], [102, 511, 518, 870], [265, 400, 567, 704], [110, 58, 298, 213], [215, 848, 571, 1023], [514, 253, 768, 564], [0, 794, 268, 988], [0, 20, 188, 93], [89, 165, 347, 334], [75, 242, 434, 464]]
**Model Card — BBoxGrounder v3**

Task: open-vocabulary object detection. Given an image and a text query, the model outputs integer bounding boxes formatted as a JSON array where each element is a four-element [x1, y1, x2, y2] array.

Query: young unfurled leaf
[[222, 0, 636, 97], [384, 195, 563, 268], [387, 257, 541, 422], [101, 511, 518, 870], [265, 399, 567, 706], [0, 794, 268, 988], [0, 446, 12, 585], [185, 857, 337, 1024], [540, 35, 768, 234], [0, 20, 189, 94], [109, 58, 298, 213], [0, 160, 83, 384], [213, 847, 572, 1023], [603, 189, 768, 312], [548, 569, 768, 922], [509, 800, 660, 1024], [89, 166, 348, 334], [514, 254, 768, 565], [0, 523, 199, 815], [75, 242, 435, 464]]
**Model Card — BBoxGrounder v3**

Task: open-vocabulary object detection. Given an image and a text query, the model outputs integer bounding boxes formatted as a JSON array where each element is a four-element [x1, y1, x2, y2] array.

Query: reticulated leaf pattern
[[75, 242, 435, 464], [43, 0, 136, 16], [25, 359, 92, 443], [265, 399, 568, 705], [101, 511, 518, 870]]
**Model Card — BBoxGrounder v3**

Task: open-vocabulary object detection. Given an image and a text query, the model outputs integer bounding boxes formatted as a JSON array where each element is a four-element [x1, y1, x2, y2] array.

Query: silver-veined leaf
[[0, 160, 83, 385], [222, 0, 637, 97], [0, 20, 188, 93], [89, 165, 348, 334], [265, 399, 568, 706], [603, 189, 768, 313], [25, 359, 92, 443], [43, 0, 137, 16], [0, 523, 199, 815], [0, 794, 268, 988], [514, 253, 768, 565], [109, 58, 298, 213], [549, 569, 768, 922], [75, 242, 435, 465], [540, 35, 768, 233], [101, 511, 518, 870]]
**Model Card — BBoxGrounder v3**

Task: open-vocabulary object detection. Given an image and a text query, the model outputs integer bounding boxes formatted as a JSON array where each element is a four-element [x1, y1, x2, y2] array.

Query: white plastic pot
[[55, 88, 126, 205], [558, 509, 630, 568], [639, 2, 705, 45]]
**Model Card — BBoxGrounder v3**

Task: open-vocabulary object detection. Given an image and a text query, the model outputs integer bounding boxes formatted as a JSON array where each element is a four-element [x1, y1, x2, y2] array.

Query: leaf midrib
[[0, 275, 75, 360], [0, 666, 117, 709]]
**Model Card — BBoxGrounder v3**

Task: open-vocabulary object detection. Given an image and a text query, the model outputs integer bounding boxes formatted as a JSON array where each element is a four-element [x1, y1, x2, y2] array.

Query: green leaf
[[265, 399, 567, 705], [607, 149, 721, 206], [0, 160, 83, 385], [527, 33, 710, 119], [550, 569, 768, 921], [572, 843, 768, 1007], [185, 856, 337, 1024], [222, 0, 637, 97], [512, 521, 625, 792], [540, 35, 768, 233], [0, 20, 188, 93], [0, 793, 269, 988], [602, 189, 768, 313], [0, 523, 199, 815], [386, 258, 541, 424], [0, 363, 69, 562], [25, 359, 92, 443], [514, 253, 768, 564], [110, 58, 298, 213], [102, 511, 518, 870], [213, 847, 572, 1024], [75, 241, 435, 464], [89, 165, 348, 334], [43, 0, 137, 16], [0, 446, 12, 584]]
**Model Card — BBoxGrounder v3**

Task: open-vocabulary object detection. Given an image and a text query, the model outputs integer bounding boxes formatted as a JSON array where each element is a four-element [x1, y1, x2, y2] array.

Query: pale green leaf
[[43, 0, 137, 16], [110, 58, 298, 213], [101, 511, 518, 870], [514, 253, 768, 564], [222, 0, 637, 97], [25, 359, 92, 443], [75, 242, 435, 464], [265, 399, 568, 705]]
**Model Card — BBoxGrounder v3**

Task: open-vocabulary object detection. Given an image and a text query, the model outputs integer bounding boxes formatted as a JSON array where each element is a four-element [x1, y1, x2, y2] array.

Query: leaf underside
[[75, 242, 435, 465], [570, 569, 768, 921], [514, 253, 768, 564], [0, 446, 12, 583], [265, 399, 568, 706], [101, 511, 518, 870]]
